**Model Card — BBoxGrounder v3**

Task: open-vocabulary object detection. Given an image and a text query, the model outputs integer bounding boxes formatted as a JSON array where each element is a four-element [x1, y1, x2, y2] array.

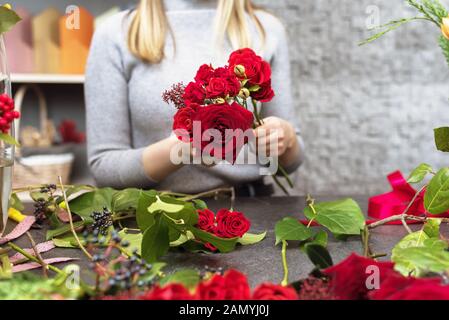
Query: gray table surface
[[9, 195, 421, 288]]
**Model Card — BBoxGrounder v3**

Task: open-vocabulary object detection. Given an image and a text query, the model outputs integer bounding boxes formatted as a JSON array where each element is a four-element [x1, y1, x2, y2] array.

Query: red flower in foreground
[[140, 284, 194, 300], [215, 209, 251, 238], [252, 283, 298, 300], [196, 209, 216, 233], [251, 79, 275, 103], [195, 269, 251, 300], [173, 103, 199, 141], [369, 274, 449, 300], [322, 253, 397, 300], [228, 48, 271, 85], [191, 102, 254, 163], [183, 82, 206, 105]]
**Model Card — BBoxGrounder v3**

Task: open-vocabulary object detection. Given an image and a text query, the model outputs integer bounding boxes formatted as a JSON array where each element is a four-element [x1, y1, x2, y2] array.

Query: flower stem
[[281, 240, 289, 286]]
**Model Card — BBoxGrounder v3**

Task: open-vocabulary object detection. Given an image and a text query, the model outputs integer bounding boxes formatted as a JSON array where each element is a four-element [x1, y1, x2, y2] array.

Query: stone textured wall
[[256, 0, 449, 196]]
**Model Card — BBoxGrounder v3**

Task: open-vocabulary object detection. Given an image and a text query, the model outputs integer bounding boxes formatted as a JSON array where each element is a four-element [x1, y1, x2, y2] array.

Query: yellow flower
[[2, 3, 12, 10], [8, 207, 26, 223], [442, 16, 449, 40]]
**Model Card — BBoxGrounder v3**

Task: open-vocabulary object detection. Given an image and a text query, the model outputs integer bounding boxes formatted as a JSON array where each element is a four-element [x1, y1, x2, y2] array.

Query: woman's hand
[[254, 117, 296, 157]]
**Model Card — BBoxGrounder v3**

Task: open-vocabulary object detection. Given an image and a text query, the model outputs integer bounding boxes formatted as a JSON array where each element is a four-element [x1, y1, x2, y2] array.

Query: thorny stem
[[281, 240, 289, 286], [59, 176, 92, 260], [180, 187, 236, 209], [26, 232, 48, 278]]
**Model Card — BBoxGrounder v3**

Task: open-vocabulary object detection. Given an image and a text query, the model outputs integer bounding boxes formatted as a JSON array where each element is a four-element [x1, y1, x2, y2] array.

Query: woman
[[85, 0, 304, 195]]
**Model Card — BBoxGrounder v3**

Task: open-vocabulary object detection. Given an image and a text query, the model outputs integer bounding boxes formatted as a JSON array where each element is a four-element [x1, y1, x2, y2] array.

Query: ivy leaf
[[136, 191, 158, 231], [118, 230, 142, 256], [159, 269, 200, 290], [147, 196, 184, 214], [69, 188, 116, 223], [304, 198, 365, 236], [424, 168, 449, 214], [237, 231, 267, 246], [0, 7, 21, 35], [190, 227, 238, 253], [141, 214, 169, 263], [407, 163, 433, 183], [304, 243, 333, 269], [274, 217, 313, 246], [434, 127, 449, 152], [111, 188, 145, 212]]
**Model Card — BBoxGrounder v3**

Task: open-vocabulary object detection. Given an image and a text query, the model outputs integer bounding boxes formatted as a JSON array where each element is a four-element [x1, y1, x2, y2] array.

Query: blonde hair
[[128, 0, 266, 64]]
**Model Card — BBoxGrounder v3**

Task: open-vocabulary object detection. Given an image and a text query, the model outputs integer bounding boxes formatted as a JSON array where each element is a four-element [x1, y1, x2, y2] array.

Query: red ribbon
[[368, 170, 449, 220]]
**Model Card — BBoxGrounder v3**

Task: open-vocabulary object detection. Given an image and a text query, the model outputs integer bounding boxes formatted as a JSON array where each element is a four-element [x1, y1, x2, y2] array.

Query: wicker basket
[[12, 84, 74, 188]]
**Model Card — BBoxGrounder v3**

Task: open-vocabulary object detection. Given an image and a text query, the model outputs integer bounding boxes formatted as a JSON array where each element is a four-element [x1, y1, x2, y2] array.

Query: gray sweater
[[85, 0, 304, 193]]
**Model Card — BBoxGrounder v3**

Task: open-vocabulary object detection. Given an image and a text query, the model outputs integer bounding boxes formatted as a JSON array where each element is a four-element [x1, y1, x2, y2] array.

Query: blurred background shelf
[[11, 73, 85, 84]]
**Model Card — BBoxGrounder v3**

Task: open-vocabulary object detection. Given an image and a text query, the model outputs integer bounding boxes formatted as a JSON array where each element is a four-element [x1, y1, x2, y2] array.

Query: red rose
[[369, 274, 449, 300], [225, 74, 241, 97], [183, 82, 206, 105], [228, 48, 271, 85], [223, 269, 251, 300], [195, 270, 251, 300], [195, 274, 226, 300], [215, 209, 250, 238], [323, 253, 397, 300], [140, 284, 194, 300], [195, 64, 215, 83], [252, 283, 298, 300], [173, 103, 199, 141], [206, 77, 229, 99], [192, 102, 254, 163], [251, 80, 275, 103], [196, 209, 216, 232]]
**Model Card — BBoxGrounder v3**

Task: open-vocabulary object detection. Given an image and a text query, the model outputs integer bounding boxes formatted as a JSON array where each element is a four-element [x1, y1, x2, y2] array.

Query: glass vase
[[0, 35, 15, 235]]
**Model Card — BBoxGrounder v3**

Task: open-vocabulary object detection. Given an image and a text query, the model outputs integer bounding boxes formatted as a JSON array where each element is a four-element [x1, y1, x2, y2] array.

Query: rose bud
[[234, 64, 246, 78], [442, 16, 449, 40], [238, 88, 250, 99], [214, 97, 226, 104]]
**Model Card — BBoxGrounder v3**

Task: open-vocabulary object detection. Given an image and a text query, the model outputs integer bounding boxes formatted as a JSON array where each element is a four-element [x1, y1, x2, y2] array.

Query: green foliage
[[68, 187, 116, 223], [434, 127, 449, 152], [0, 7, 21, 35], [237, 231, 267, 246], [407, 163, 434, 183], [304, 198, 365, 236], [141, 214, 170, 263], [274, 217, 313, 245], [304, 244, 333, 269], [439, 36, 449, 68], [159, 269, 200, 290], [424, 167, 449, 214]]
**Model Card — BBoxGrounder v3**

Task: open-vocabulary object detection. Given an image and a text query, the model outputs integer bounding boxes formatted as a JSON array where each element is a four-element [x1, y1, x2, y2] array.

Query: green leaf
[[304, 198, 365, 236], [111, 188, 143, 212], [170, 231, 195, 247], [237, 231, 267, 246], [304, 243, 333, 269], [136, 191, 158, 231], [424, 168, 449, 214], [0, 133, 19, 147], [192, 199, 208, 210], [407, 163, 433, 183], [423, 218, 441, 238], [118, 229, 142, 256], [393, 246, 449, 276], [147, 195, 184, 214], [0, 7, 21, 35], [439, 36, 449, 68], [141, 214, 169, 263], [274, 217, 313, 245], [190, 227, 238, 253], [56, 185, 95, 204], [159, 269, 200, 290], [10, 193, 24, 211], [434, 127, 449, 152], [69, 188, 116, 223], [300, 230, 329, 252], [46, 221, 84, 240]]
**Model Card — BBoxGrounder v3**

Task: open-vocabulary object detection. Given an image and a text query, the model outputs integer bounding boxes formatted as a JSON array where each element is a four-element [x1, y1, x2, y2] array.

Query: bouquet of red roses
[[163, 48, 292, 193]]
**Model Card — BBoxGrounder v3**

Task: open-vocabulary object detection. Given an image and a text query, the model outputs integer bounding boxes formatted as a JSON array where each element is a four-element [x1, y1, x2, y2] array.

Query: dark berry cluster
[[40, 184, 57, 194], [83, 229, 155, 296], [0, 93, 20, 134], [91, 207, 113, 235], [33, 199, 48, 224], [32, 184, 58, 224]]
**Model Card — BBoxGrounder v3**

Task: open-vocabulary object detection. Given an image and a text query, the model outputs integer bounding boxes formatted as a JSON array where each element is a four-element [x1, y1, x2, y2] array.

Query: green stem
[[8, 242, 65, 275], [272, 174, 290, 196], [277, 165, 294, 188], [281, 240, 289, 286]]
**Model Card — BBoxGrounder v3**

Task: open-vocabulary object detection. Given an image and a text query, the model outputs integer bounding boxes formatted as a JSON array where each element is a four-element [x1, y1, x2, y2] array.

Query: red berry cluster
[[0, 93, 20, 134]]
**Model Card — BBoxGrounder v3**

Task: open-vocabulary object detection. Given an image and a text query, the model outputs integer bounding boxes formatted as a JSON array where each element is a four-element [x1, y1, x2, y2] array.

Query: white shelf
[[11, 73, 85, 84]]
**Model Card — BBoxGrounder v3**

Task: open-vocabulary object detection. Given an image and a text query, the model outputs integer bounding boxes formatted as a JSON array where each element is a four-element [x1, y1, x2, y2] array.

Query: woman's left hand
[[253, 116, 296, 157]]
